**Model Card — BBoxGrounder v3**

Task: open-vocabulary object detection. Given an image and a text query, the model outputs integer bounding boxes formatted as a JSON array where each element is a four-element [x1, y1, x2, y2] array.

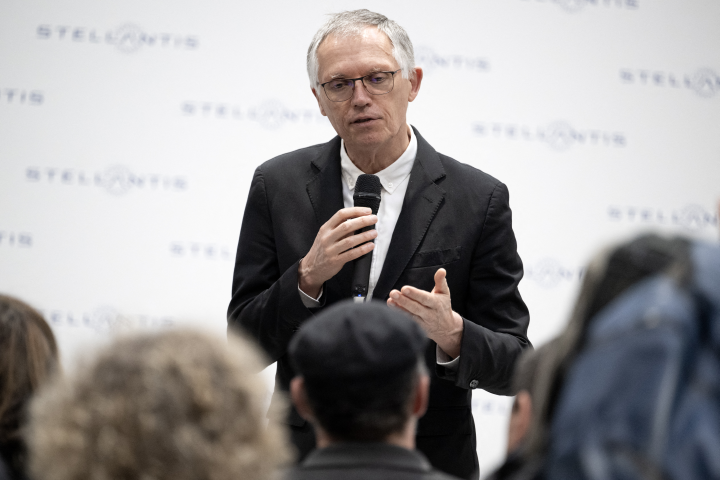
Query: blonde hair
[[27, 329, 290, 480]]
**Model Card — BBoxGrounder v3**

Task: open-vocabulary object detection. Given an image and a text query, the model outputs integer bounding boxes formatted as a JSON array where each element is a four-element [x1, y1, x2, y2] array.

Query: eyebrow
[[328, 67, 387, 80]]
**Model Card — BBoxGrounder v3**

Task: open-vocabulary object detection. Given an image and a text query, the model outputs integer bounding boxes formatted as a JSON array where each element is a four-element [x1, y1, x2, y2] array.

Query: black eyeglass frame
[[320, 69, 402, 102]]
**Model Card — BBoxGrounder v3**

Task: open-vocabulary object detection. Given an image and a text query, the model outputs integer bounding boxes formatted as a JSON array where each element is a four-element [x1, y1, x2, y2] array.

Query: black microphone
[[351, 174, 382, 302]]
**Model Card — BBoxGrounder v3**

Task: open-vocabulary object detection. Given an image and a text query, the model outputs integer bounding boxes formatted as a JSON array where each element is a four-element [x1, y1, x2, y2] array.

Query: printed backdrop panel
[[1, 0, 719, 476]]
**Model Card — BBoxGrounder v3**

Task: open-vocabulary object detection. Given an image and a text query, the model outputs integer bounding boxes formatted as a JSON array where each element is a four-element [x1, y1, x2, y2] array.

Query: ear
[[311, 88, 327, 116], [290, 377, 314, 421], [408, 67, 423, 103], [412, 374, 430, 418]]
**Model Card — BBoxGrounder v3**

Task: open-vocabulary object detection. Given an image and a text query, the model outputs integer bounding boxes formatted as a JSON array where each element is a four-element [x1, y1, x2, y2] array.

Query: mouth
[[351, 116, 379, 125]]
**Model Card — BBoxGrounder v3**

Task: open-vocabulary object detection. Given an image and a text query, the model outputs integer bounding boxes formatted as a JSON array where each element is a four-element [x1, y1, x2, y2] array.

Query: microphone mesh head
[[353, 174, 382, 214]]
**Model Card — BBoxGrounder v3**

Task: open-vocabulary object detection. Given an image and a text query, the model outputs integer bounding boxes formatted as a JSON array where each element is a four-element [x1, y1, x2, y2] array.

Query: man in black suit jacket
[[228, 9, 530, 480]]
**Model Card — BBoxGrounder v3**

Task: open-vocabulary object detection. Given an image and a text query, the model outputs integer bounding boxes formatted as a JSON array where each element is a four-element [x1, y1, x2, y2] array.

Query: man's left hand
[[387, 268, 464, 359]]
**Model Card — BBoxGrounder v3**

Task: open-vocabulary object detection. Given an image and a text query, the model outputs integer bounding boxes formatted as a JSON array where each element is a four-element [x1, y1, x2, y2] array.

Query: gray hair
[[306, 9, 415, 87]]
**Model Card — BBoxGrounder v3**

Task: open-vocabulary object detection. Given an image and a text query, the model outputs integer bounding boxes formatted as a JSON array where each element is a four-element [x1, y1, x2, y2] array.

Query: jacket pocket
[[406, 247, 462, 269]]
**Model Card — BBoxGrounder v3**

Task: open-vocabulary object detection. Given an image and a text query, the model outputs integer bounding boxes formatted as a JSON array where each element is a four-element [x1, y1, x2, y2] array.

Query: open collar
[[339, 126, 417, 195]]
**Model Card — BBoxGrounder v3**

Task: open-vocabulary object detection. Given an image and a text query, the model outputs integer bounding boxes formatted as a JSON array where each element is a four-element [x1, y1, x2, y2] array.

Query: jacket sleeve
[[436, 182, 532, 395], [227, 168, 318, 366]]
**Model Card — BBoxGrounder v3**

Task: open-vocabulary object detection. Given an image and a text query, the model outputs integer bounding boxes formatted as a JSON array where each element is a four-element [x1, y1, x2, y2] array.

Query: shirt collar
[[340, 126, 417, 195]]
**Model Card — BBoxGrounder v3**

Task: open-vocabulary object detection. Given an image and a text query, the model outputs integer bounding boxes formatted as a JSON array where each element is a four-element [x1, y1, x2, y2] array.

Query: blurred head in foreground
[[289, 301, 429, 449], [523, 234, 694, 456], [0, 294, 58, 480], [491, 233, 720, 480], [27, 329, 290, 480]]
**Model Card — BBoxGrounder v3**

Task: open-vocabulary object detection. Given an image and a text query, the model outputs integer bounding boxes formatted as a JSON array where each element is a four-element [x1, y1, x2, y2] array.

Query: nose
[[350, 78, 372, 107]]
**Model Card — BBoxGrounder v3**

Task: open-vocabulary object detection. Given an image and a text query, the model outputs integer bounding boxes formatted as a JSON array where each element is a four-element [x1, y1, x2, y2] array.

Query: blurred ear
[[311, 88, 327, 116], [507, 390, 533, 454], [408, 67, 423, 102], [412, 373, 430, 418], [290, 377, 314, 421]]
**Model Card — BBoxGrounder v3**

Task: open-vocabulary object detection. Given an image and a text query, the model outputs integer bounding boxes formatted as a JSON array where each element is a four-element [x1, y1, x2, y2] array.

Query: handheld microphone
[[351, 174, 382, 302]]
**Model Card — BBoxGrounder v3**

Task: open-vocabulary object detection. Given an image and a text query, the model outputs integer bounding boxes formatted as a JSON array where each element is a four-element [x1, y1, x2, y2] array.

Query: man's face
[[312, 28, 421, 151]]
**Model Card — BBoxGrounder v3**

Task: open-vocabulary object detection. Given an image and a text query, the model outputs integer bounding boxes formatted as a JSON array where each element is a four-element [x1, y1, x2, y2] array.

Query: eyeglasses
[[320, 70, 401, 102]]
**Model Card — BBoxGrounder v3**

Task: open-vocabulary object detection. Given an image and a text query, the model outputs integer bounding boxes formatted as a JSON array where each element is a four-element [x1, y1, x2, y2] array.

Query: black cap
[[289, 301, 427, 381]]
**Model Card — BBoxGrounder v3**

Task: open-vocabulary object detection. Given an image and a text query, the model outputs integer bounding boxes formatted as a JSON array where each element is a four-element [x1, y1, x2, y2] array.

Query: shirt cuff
[[436, 345, 460, 371], [298, 284, 323, 308]]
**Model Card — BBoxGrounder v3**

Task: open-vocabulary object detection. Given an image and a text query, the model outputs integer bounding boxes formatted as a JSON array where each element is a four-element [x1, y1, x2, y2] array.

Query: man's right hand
[[298, 207, 378, 299]]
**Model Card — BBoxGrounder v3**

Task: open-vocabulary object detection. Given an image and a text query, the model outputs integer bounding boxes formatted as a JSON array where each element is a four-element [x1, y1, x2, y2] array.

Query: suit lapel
[[305, 136, 354, 301], [306, 136, 344, 226], [373, 128, 446, 300]]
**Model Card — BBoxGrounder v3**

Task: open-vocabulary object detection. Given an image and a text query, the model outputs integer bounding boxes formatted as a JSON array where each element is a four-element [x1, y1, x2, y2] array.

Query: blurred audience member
[[485, 342, 552, 480], [506, 341, 555, 456], [287, 301, 461, 480], [0, 295, 59, 480], [27, 329, 290, 480], [489, 233, 720, 480]]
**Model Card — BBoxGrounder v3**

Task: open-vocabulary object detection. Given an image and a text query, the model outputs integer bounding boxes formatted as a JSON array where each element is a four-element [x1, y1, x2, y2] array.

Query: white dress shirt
[[298, 126, 459, 368], [339, 129, 416, 300]]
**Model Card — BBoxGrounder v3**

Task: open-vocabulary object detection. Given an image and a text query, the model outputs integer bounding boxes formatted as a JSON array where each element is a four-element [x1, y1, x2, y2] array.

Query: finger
[[329, 215, 378, 242], [327, 207, 373, 229], [432, 268, 450, 295], [386, 297, 402, 310], [387, 296, 414, 316], [389, 290, 428, 319], [387, 298, 418, 319], [334, 229, 378, 254], [336, 241, 375, 264], [399, 285, 436, 308], [336, 215, 379, 242]]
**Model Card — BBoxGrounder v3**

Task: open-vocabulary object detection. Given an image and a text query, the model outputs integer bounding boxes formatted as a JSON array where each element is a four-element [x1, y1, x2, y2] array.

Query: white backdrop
[[1, 0, 719, 476]]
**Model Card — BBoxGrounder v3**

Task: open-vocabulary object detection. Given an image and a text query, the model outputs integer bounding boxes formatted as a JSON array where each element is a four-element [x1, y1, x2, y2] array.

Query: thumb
[[432, 268, 450, 295]]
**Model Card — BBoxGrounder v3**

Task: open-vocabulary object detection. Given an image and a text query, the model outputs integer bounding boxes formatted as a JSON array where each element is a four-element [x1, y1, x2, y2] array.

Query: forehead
[[316, 27, 397, 80]]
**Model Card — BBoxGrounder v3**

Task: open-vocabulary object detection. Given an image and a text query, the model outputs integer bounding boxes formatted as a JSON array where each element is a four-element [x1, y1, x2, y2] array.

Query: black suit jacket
[[228, 127, 530, 472], [286, 443, 462, 480]]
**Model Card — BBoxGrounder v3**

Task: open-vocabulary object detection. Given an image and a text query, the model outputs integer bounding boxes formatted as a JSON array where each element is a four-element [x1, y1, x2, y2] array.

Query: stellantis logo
[[181, 99, 329, 130], [170, 242, 233, 261], [526, 258, 584, 288], [36, 24, 198, 53], [25, 165, 188, 195], [0, 89, 44, 106], [414, 46, 489, 75], [620, 68, 720, 98], [608, 205, 718, 231], [42, 306, 174, 334], [521, 0, 638, 12], [472, 120, 626, 151], [0, 231, 33, 248]]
